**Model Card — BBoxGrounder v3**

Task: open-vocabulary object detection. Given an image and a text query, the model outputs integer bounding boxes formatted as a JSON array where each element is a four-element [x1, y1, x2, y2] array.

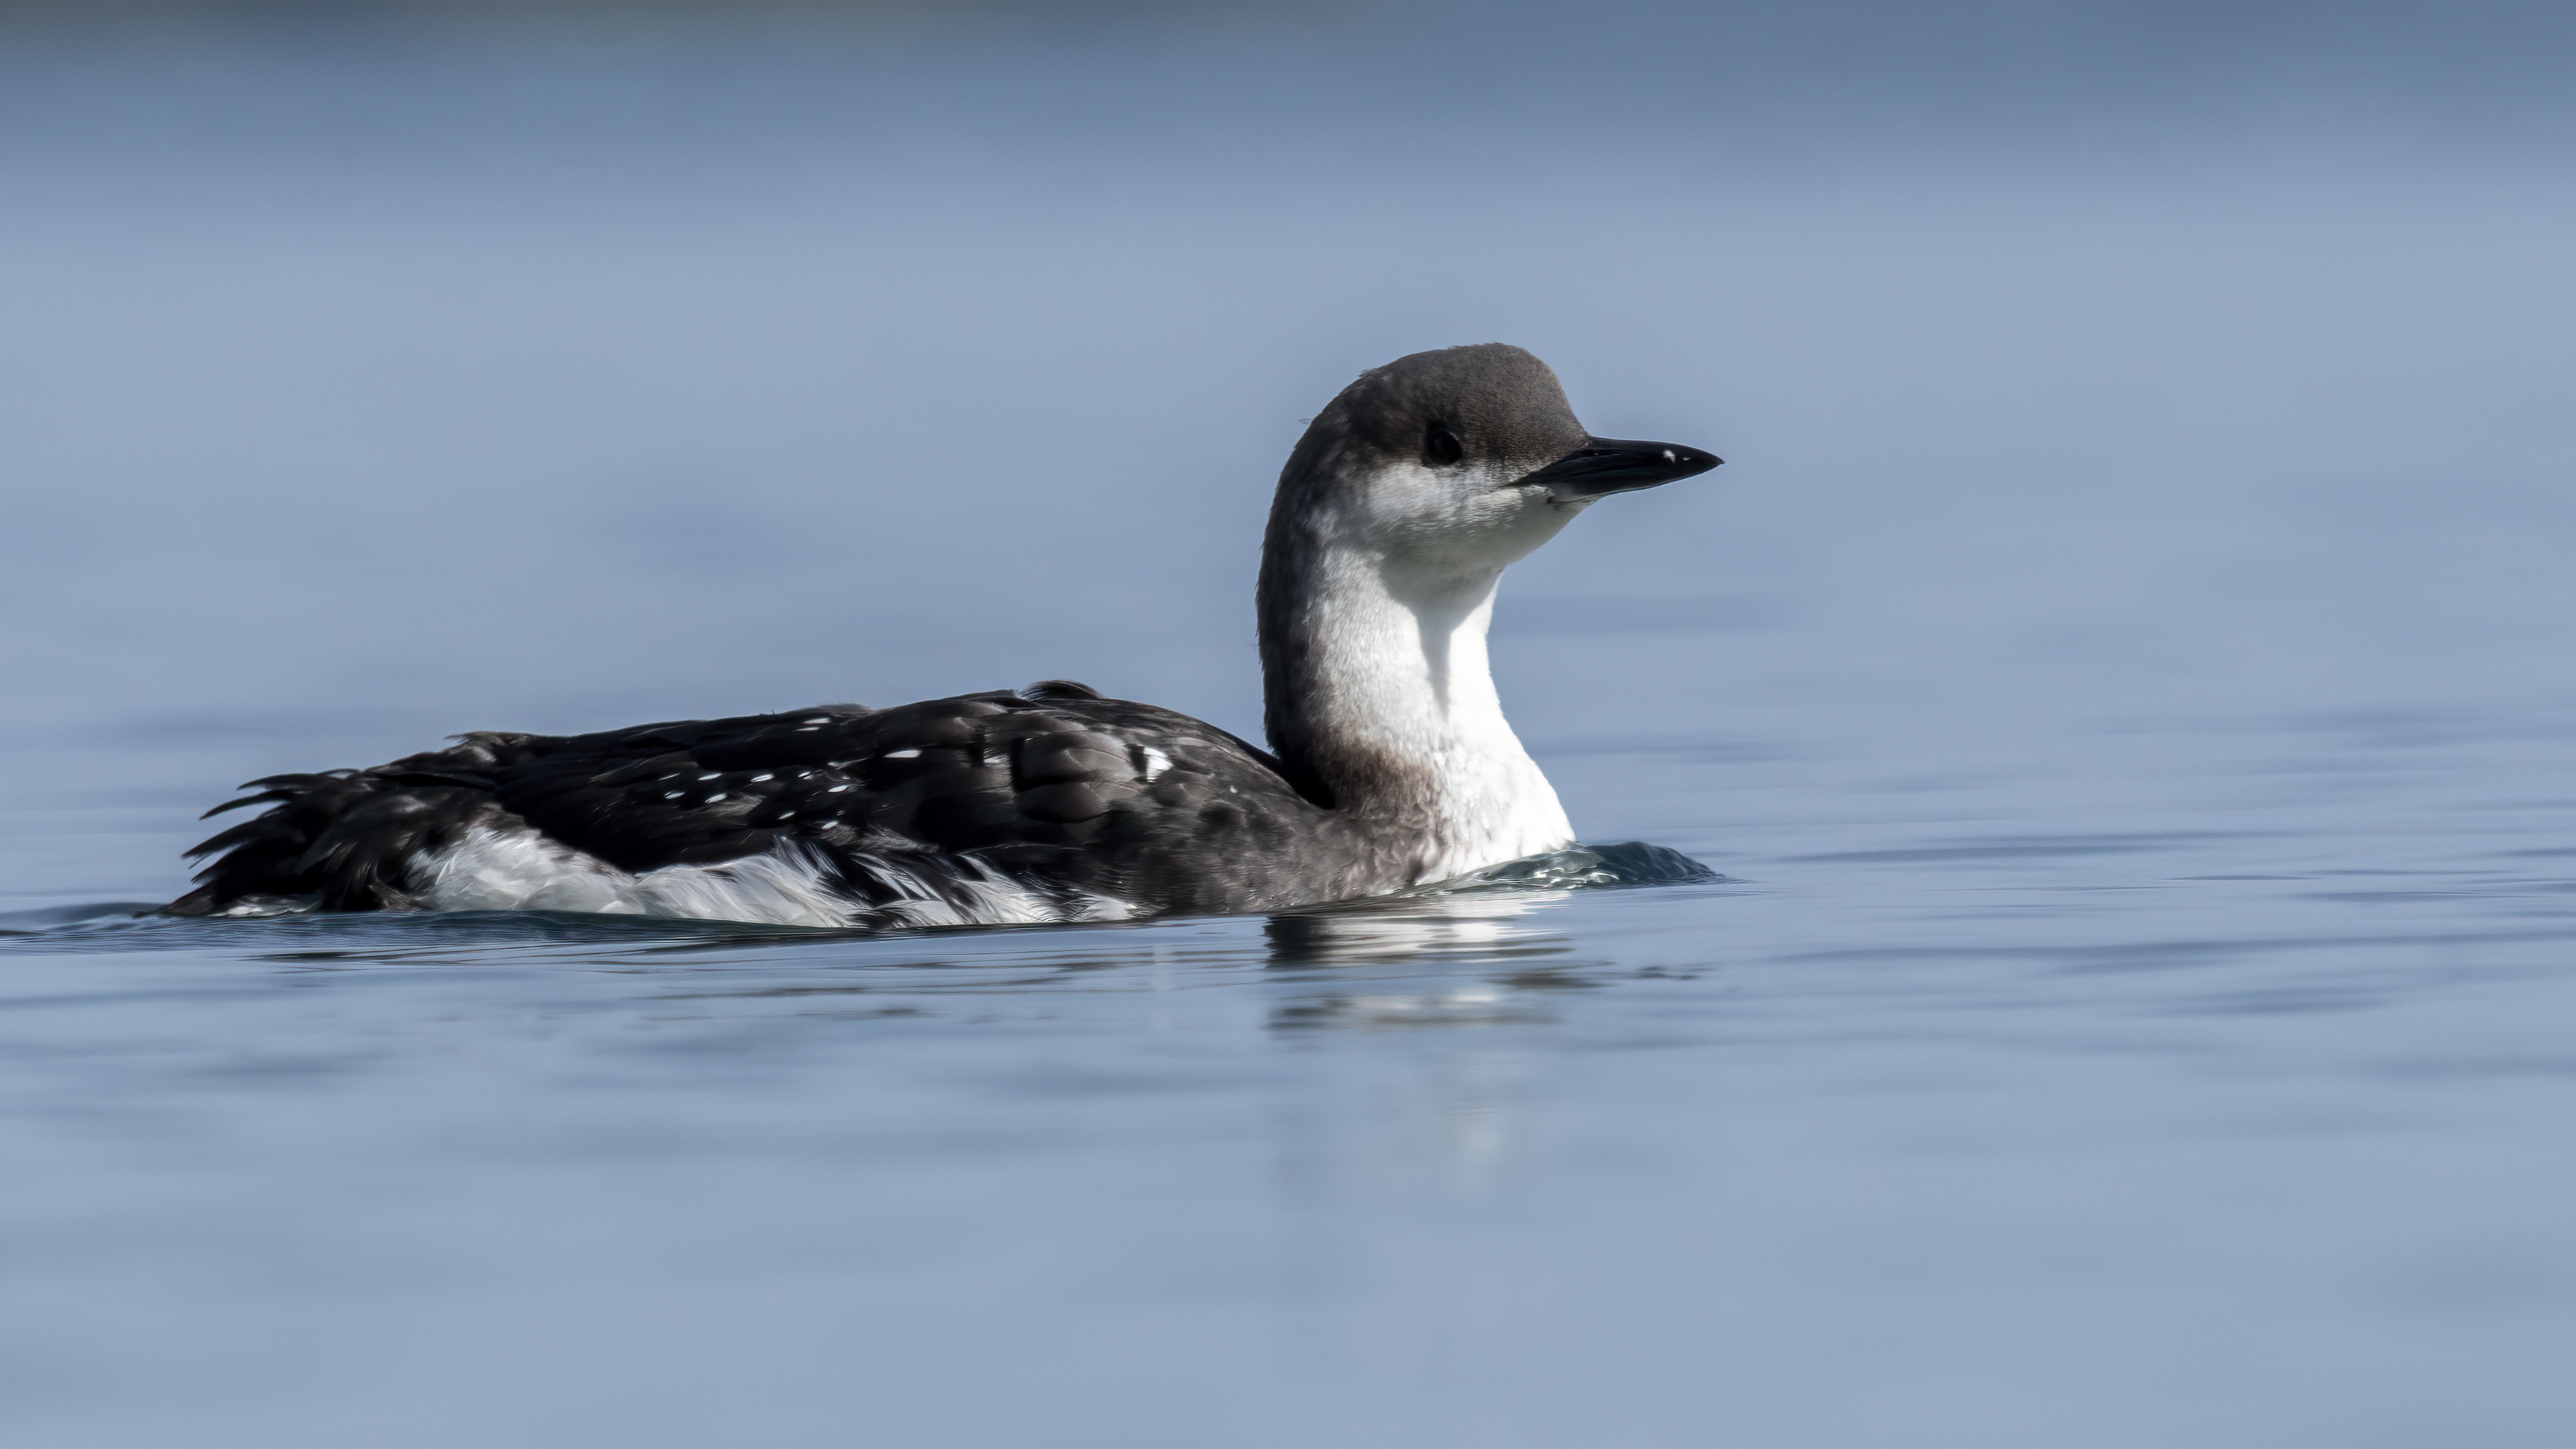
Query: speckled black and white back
[[175, 687, 1375, 925]]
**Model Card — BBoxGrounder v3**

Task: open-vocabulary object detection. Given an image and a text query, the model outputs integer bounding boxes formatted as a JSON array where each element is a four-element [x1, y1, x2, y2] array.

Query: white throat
[[1303, 544, 1574, 881]]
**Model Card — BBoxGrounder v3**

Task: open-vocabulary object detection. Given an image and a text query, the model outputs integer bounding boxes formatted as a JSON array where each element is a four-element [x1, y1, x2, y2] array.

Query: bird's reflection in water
[[1265, 890, 1578, 1030], [1264, 887, 1570, 966], [1263, 892, 1586, 1197]]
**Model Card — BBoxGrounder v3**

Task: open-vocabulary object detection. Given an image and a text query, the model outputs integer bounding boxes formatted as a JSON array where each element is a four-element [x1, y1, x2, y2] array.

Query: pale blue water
[[5, 11, 2576, 1446]]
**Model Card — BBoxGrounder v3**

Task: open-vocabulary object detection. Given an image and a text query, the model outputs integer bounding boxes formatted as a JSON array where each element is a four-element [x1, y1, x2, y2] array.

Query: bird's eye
[[1424, 427, 1464, 466]]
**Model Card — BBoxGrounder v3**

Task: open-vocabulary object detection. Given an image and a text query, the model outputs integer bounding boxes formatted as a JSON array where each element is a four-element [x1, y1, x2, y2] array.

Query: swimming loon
[[170, 343, 1721, 928]]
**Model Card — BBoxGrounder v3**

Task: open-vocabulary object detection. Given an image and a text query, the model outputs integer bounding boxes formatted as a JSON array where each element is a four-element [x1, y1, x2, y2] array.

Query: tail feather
[[184, 815, 294, 861], [168, 737, 545, 917], [242, 770, 360, 790], [199, 788, 307, 821]]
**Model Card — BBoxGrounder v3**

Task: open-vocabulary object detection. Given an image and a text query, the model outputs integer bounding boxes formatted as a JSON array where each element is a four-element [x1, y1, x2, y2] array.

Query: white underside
[[409, 824, 1132, 929]]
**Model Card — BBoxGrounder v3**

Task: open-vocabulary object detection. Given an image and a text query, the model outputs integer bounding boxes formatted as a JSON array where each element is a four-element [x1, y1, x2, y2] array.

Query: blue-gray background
[[4, 3, 2574, 1446]]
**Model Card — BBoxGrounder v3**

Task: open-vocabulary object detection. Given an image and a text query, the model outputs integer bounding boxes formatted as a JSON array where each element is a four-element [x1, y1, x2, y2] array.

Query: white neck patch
[[1300, 543, 1575, 881]]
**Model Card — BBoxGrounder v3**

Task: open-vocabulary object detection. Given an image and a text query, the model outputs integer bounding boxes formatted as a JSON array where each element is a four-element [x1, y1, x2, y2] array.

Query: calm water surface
[[6, 17, 2576, 1447], [10, 686, 2574, 1446]]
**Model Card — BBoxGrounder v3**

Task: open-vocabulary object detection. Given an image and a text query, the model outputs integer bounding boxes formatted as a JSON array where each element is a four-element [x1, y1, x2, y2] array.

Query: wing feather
[[174, 692, 1329, 919]]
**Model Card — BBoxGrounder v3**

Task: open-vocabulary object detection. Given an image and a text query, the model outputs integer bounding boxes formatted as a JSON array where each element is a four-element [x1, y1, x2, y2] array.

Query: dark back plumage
[[174, 689, 1375, 924]]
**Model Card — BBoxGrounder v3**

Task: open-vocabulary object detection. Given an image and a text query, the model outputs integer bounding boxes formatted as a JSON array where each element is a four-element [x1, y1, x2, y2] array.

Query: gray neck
[[1258, 497, 1573, 883]]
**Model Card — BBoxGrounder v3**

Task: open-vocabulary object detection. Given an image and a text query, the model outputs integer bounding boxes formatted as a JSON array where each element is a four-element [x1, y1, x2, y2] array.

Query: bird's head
[[1281, 342, 1721, 574]]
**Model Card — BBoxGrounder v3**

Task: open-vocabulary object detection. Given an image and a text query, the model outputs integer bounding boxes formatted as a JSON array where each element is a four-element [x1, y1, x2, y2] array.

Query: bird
[[168, 343, 1722, 929]]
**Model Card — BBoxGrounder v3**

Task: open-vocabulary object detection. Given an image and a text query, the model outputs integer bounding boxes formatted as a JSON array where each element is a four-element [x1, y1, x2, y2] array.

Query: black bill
[[1521, 435, 1723, 501]]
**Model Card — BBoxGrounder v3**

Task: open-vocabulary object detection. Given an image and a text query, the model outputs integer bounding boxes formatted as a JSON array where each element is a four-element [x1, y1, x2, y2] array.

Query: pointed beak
[[1521, 436, 1723, 501]]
